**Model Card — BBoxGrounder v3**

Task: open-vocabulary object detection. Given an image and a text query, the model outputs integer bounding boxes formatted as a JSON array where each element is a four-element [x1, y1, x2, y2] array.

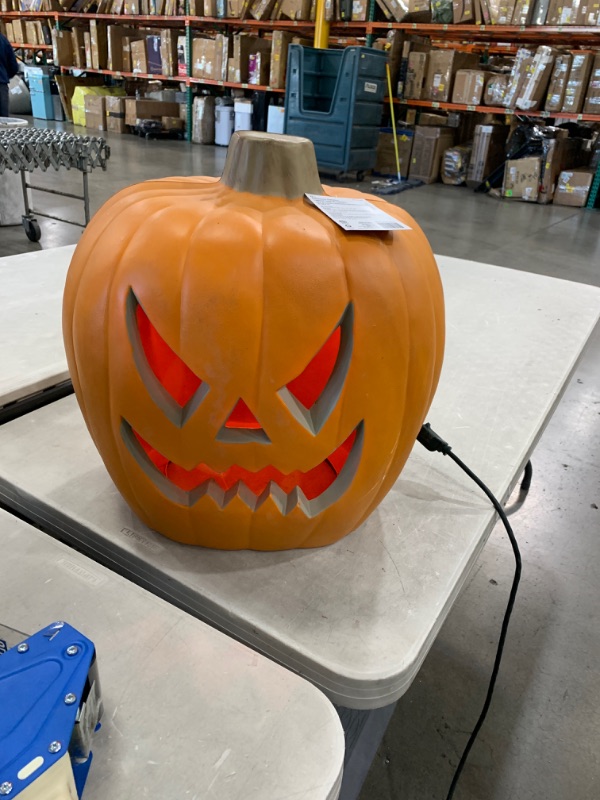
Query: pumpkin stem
[[221, 131, 324, 200]]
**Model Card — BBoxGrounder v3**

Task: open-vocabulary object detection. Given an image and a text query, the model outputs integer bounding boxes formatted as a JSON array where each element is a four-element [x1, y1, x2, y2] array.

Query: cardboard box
[[125, 98, 181, 125], [496, 0, 516, 22], [544, 54, 572, 112], [160, 28, 178, 77], [192, 95, 215, 144], [546, 0, 577, 23], [90, 20, 108, 71], [405, 51, 428, 100], [269, 30, 293, 89], [409, 125, 455, 183], [466, 123, 509, 188], [554, 168, 595, 207], [583, 53, 600, 115], [162, 115, 184, 130], [577, 0, 600, 23], [516, 45, 557, 111], [250, 0, 276, 17], [380, 0, 429, 21], [106, 95, 126, 133], [441, 144, 472, 185], [375, 128, 414, 177], [248, 51, 270, 84], [71, 26, 86, 70], [25, 20, 38, 44], [232, 33, 271, 83], [203, 0, 216, 12], [538, 133, 579, 204], [192, 37, 218, 79], [511, 0, 534, 23], [423, 49, 479, 103], [452, 69, 490, 105], [502, 156, 541, 202], [84, 94, 106, 131], [11, 19, 24, 43], [562, 53, 594, 114], [84, 31, 93, 69], [52, 29, 73, 66], [530, 0, 550, 21], [146, 34, 162, 74], [131, 38, 148, 73], [502, 47, 534, 108], [351, 0, 368, 18], [484, 73, 508, 105], [419, 111, 450, 125], [214, 33, 231, 82], [276, 0, 311, 20]]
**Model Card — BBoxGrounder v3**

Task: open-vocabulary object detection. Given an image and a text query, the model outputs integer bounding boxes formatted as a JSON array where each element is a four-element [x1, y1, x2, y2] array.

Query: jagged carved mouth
[[121, 420, 364, 517]]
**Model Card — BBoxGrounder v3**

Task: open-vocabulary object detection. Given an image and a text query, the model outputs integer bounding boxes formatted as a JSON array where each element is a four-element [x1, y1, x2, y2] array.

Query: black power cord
[[417, 423, 523, 800]]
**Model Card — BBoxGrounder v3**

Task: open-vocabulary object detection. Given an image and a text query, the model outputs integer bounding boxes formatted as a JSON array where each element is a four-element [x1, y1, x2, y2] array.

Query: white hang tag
[[305, 194, 411, 232]]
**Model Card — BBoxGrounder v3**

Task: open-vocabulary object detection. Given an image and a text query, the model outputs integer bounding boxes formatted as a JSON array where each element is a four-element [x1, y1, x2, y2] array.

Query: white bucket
[[215, 105, 234, 147], [234, 100, 252, 133]]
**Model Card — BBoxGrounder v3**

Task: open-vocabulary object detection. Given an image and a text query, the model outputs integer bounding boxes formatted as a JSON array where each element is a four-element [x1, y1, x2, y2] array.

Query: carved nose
[[225, 398, 261, 430], [217, 399, 270, 444]]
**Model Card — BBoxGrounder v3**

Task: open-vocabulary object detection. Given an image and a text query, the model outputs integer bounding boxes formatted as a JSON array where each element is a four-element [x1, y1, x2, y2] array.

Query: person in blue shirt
[[0, 32, 19, 118]]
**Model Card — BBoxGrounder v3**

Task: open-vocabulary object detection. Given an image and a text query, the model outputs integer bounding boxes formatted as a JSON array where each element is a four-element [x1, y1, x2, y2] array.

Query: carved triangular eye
[[278, 303, 353, 435], [126, 290, 209, 427]]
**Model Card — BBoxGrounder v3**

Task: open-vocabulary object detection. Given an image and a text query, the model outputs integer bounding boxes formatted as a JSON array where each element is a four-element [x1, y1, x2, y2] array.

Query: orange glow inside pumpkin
[[134, 301, 350, 499], [133, 428, 356, 500]]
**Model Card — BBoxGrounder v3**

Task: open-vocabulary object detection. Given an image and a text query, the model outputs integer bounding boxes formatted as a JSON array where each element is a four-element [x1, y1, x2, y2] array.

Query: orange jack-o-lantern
[[63, 132, 444, 551]]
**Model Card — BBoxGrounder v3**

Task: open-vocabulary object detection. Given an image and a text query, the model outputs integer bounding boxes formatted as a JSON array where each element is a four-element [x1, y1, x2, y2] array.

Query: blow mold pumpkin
[[63, 131, 444, 551]]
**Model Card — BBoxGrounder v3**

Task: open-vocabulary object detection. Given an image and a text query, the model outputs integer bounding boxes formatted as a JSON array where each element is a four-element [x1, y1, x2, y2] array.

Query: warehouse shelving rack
[[2, 7, 599, 162]]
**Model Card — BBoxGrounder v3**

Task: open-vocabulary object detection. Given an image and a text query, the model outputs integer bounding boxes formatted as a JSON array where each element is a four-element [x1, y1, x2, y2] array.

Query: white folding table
[[0, 508, 344, 799], [1, 250, 599, 797], [0, 245, 74, 421]]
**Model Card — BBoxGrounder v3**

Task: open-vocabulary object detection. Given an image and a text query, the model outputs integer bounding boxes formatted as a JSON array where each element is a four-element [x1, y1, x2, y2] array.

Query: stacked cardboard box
[[409, 125, 455, 183], [422, 50, 479, 103], [466, 124, 509, 188], [503, 156, 542, 202], [374, 128, 414, 176]]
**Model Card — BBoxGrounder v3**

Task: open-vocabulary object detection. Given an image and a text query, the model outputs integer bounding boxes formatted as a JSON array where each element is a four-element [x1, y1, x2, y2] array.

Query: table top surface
[[0, 253, 598, 709], [0, 245, 74, 407], [0, 508, 344, 800]]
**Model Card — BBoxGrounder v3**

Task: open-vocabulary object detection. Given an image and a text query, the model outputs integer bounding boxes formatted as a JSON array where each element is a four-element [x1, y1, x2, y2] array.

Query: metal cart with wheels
[[0, 127, 110, 242]]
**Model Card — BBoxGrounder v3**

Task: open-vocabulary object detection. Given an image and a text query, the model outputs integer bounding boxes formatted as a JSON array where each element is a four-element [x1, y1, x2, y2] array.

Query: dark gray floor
[[2, 125, 600, 800]]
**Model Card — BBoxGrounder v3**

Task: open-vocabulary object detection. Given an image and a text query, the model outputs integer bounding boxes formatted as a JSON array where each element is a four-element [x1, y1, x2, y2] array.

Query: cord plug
[[417, 423, 452, 455]]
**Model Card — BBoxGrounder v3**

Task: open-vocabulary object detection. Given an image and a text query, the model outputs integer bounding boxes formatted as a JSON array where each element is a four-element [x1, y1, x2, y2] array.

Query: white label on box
[[364, 81, 378, 94], [305, 195, 411, 232]]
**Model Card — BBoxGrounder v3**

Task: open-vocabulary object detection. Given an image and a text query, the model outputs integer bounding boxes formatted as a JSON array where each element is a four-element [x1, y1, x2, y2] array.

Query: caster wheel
[[23, 217, 41, 242], [357, 171, 366, 182]]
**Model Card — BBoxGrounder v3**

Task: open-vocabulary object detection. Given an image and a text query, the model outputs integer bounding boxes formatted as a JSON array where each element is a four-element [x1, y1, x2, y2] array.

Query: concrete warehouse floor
[[2, 122, 600, 800]]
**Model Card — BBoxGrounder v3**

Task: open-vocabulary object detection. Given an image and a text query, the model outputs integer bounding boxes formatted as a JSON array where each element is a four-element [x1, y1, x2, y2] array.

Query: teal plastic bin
[[27, 71, 54, 120], [284, 45, 387, 177]]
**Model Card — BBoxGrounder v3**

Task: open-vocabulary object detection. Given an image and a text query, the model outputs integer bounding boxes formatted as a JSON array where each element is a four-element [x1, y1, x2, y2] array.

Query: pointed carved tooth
[[188, 480, 209, 506], [207, 480, 226, 509], [221, 483, 240, 508], [269, 483, 299, 516], [238, 482, 270, 511], [296, 487, 312, 517]]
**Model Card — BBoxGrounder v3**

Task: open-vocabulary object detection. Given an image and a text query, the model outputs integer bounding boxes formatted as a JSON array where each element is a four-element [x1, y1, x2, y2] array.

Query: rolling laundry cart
[[284, 45, 387, 180], [0, 125, 110, 242]]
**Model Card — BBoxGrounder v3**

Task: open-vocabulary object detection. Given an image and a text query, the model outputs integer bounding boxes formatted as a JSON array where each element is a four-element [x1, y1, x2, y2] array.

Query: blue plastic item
[[284, 45, 387, 177], [27, 72, 54, 120], [0, 621, 102, 798]]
